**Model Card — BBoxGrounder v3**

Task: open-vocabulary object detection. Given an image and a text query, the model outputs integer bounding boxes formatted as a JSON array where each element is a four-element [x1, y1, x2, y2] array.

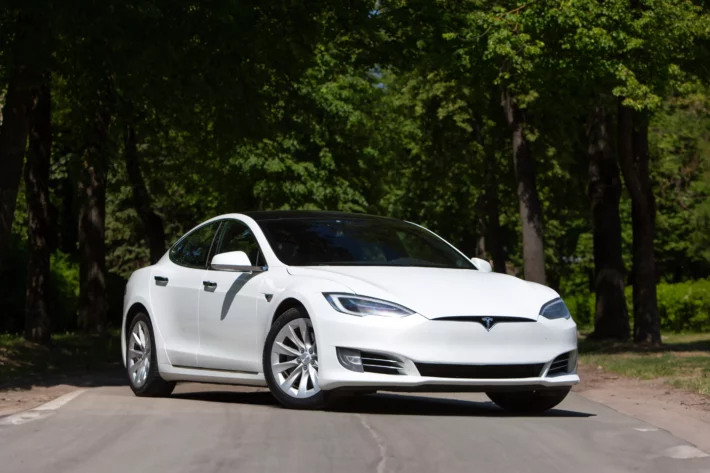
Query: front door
[[149, 221, 221, 367], [197, 219, 266, 373]]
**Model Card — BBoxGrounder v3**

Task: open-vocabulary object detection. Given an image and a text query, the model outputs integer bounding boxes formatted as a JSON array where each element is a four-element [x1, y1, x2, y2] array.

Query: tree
[[123, 122, 165, 264], [76, 79, 113, 333], [618, 106, 661, 342], [586, 102, 630, 340], [24, 81, 52, 343], [55, 0, 379, 331], [610, 0, 705, 343], [500, 87, 546, 283], [0, 10, 38, 265]]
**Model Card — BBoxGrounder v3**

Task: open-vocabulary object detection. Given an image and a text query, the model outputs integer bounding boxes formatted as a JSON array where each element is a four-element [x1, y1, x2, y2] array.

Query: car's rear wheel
[[486, 387, 571, 414], [264, 308, 326, 409], [126, 313, 176, 397]]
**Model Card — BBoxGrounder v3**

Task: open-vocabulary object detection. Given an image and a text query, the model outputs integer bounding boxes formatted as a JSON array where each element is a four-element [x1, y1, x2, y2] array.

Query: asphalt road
[[1, 383, 709, 473]]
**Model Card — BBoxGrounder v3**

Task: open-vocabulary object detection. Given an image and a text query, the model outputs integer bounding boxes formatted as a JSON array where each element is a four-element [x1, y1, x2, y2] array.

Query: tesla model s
[[122, 211, 579, 411]]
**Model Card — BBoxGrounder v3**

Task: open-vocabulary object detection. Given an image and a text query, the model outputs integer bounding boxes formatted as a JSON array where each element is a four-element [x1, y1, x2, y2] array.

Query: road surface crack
[[357, 414, 388, 473]]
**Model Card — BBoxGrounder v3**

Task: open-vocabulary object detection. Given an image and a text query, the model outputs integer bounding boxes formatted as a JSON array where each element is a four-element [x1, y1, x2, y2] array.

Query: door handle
[[203, 281, 217, 289], [154, 276, 169, 283]]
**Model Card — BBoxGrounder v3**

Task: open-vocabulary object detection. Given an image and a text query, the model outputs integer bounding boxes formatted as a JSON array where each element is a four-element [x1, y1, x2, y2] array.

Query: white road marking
[[662, 445, 710, 459], [634, 427, 659, 432], [4, 411, 47, 426], [33, 390, 86, 411], [0, 389, 86, 426]]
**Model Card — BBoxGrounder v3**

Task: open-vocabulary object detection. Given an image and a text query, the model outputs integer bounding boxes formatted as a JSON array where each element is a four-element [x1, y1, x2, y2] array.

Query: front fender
[[257, 270, 354, 359]]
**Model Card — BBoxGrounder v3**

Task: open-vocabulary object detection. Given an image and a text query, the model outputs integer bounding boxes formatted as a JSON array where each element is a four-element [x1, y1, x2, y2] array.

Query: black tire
[[126, 313, 176, 397], [263, 307, 327, 409], [486, 387, 571, 414]]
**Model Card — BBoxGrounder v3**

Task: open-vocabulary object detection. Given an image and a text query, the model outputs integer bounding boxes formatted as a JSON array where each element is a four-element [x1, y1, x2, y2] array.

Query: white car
[[122, 211, 579, 411]]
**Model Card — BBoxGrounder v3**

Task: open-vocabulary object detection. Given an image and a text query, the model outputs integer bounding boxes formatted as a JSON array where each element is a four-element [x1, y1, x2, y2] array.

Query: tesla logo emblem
[[481, 317, 496, 331]]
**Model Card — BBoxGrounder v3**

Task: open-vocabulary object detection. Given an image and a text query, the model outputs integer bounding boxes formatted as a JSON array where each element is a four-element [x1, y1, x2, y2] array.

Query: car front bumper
[[308, 295, 580, 391]]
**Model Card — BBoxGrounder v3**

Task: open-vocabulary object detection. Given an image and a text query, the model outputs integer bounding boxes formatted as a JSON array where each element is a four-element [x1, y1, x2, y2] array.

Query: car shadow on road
[[331, 393, 595, 418], [171, 389, 595, 418], [172, 389, 278, 406]]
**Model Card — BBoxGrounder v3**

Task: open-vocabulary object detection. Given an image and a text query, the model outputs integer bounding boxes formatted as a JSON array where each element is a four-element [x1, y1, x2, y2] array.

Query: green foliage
[[50, 252, 80, 331], [651, 85, 710, 280], [569, 278, 710, 333], [636, 279, 710, 333], [565, 289, 596, 330], [3, 0, 710, 338], [0, 242, 81, 334]]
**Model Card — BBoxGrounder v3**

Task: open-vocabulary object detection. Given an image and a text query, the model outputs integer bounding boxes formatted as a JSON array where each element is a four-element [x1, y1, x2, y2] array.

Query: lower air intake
[[360, 351, 405, 375], [415, 363, 544, 379], [547, 352, 575, 376]]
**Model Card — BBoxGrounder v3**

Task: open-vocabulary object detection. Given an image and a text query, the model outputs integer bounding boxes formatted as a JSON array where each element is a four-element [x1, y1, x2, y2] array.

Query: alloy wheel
[[270, 318, 319, 398], [127, 320, 152, 388]]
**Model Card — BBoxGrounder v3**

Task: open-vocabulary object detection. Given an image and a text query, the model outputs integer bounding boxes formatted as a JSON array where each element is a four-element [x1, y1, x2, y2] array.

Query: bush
[[0, 237, 28, 333], [566, 279, 710, 333], [0, 240, 83, 333], [51, 251, 80, 332], [565, 291, 595, 329], [627, 279, 710, 333]]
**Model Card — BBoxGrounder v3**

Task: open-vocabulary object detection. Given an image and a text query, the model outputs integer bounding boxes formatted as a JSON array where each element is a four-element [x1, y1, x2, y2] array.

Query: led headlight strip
[[323, 293, 414, 318]]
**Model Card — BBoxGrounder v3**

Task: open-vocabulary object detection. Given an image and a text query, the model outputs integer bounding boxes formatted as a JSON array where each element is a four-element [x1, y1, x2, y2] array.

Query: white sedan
[[122, 211, 579, 411]]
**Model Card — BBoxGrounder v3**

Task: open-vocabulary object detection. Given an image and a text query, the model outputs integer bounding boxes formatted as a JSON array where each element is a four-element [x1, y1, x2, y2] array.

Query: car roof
[[240, 210, 399, 222]]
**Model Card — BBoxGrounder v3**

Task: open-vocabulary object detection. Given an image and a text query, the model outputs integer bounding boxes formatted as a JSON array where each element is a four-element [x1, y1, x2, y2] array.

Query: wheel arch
[[125, 302, 150, 335], [271, 297, 308, 326]]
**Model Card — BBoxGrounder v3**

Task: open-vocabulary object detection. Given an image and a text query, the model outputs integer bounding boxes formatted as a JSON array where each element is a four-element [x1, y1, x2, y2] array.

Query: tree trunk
[[24, 82, 52, 344], [0, 67, 34, 264], [483, 153, 507, 273], [501, 87, 546, 283], [78, 90, 112, 334], [124, 124, 165, 263], [617, 103, 660, 344], [586, 103, 629, 340]]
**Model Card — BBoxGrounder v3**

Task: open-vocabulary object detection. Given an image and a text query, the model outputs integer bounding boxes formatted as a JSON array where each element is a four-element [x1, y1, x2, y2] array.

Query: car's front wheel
[[263, 308, 326, 409], [486, 387, 571, 414], [126, 313, 176, 397]]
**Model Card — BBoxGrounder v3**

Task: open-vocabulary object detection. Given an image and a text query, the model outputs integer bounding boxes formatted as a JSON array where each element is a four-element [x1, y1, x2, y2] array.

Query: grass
[[579, 333, 710, 396], [0, 331, 121, 386]]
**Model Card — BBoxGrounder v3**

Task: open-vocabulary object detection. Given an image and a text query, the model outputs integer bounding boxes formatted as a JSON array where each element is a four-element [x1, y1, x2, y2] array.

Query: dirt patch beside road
[[575, 360, 710, 453], [0, 384, 82, 417], [0, 368, 125, 417]]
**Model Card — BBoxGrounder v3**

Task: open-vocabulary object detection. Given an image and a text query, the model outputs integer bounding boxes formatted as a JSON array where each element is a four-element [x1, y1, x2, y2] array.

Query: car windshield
[[258, 218, 475, 269]]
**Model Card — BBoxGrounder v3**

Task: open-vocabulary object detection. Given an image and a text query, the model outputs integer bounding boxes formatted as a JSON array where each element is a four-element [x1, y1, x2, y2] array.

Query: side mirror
[[470, 257, 493, 273], [211, 251, 267, 272]]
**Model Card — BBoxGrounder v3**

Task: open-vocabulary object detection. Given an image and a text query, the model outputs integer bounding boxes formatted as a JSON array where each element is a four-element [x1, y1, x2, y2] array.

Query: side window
[[213, 220, 263, 267], [170, 221, 221, 269]]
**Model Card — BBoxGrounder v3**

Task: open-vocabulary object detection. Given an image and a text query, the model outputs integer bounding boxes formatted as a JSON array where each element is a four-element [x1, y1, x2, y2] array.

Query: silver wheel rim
[[270, 318, 319, 398], [127, 320, 152, 388]]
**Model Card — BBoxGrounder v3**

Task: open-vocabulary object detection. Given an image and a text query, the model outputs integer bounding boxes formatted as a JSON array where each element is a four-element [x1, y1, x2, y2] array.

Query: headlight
[[323, 293, 414, 318], [540, 298, 571, 320]]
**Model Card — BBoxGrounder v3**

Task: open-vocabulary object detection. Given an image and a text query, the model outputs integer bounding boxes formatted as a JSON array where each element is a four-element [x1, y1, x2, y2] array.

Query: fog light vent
[[360, 351, 405, 375], [547, 351, 576, 376], [337, 348, 405, 375]]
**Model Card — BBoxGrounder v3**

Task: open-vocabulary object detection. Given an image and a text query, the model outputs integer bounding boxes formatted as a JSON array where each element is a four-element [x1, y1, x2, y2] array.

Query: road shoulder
[[0, 369, 125, 417], [574, 361, 710, 453]]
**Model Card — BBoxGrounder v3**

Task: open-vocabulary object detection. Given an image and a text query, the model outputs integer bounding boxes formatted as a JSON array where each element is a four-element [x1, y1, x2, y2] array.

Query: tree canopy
[[1, 0, 710, 341]]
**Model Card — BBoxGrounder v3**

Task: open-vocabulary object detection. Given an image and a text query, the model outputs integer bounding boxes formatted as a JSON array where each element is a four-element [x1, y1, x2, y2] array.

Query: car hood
[[287, 266, 559, 320]]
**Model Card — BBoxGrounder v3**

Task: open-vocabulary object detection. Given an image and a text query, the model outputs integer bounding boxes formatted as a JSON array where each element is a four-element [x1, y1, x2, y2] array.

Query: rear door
[[149, 221, 221, 367], [197, 219, 266, 373]]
